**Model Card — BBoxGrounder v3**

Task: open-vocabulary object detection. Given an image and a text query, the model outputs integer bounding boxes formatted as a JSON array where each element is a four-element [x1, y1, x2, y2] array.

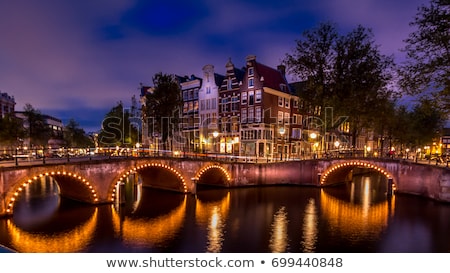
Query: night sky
[[0, 0, 429, 132]]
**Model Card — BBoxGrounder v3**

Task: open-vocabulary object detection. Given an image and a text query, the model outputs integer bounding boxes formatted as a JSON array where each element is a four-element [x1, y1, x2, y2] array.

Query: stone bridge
[[0, 157, 449, 217]]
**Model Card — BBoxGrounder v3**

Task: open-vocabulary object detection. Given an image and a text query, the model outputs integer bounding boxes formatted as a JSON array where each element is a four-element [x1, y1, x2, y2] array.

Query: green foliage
[[23, 103, 52, 147], [0, 113, 25, 148], [284, 21, 337, 109], [97, 102, 139, 147], [142, 72, 182, 148], [408, 98, 446, 146], [399, 0, 450, 113], [284, 22, 396, 145], [64, 118, 94, 147]]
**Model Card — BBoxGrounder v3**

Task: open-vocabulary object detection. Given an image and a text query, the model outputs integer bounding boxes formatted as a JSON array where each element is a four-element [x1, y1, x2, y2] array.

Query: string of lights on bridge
[[111, 163, 188, 202], [6, 171, 98, 214], [320, 161, 392, 185]]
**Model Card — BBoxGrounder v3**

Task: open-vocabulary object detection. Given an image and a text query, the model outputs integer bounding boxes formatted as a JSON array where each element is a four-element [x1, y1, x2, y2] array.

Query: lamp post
[[334, 141, 340, 158], [310, 132, 317, 159], [136, 142, 140, 157], [279, 127, 285, 161], [213, 131, 219, 159]]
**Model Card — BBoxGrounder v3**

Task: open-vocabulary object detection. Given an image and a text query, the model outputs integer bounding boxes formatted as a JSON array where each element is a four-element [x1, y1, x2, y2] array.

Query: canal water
[[1, 172, 450, 253]]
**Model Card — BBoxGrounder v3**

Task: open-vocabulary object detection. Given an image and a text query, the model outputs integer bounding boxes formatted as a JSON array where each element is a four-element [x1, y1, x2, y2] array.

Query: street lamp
[[334, 141, 340, 149], [213, 131, 219, 158], [310, 132, 317, 159], [136, 142, 140, 157], [279, 127, 285, 161]]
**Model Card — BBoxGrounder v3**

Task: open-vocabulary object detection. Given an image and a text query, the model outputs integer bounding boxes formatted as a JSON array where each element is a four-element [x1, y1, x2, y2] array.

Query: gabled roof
[[255, 62, 289, 93], [234, 67, 245, 82], [214, 73, 224, 87]]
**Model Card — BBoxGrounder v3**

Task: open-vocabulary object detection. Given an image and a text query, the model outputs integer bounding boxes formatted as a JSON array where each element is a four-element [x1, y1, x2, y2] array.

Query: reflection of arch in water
[[320, 161, 394, 187], [110, 163, 187, 203], [195, 192, 230, 252], [5, 171, 99, 215], [111, 196, 187, 248], [195, 165, 231, 187], [7, 208, 98, 253], [320, 189, 395, 237]]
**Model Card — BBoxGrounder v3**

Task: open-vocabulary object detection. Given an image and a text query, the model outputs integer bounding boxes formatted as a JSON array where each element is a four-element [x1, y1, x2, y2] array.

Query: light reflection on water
[[301, 198, 318, 253], [1, 172, 450, 253], [269, 206, 289, 252]]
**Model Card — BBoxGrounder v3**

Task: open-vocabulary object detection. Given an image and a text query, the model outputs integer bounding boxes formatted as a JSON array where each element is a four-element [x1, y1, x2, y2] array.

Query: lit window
[[255, 90, 262, 103], [241, 92, 247, 104]]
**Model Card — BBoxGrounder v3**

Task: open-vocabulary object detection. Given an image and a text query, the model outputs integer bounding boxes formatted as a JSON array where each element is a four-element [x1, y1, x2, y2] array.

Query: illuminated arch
[[320, 161, 394, 186], [5, 171, 99, 215], [194, 165, 231, 185], [110, 163, 187, 202]]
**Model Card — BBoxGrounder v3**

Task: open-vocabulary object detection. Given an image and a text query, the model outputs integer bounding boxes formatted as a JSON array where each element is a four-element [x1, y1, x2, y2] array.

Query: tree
[[333, 25, 396, 146], [284, 22, 396, 147], [284, 21, 337, 108], [399, 0, 450, 113], [64, 118, 94, 147], [97, 102, 139, 147], [0, 113, 25, 148], [143, 72, 182, 150], [409, 98, 447, 148], [23, 103, 51, 147]]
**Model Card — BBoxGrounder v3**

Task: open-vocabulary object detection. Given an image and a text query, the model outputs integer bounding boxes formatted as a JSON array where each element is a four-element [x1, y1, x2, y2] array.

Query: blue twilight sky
[[0, 0, 429, 132]]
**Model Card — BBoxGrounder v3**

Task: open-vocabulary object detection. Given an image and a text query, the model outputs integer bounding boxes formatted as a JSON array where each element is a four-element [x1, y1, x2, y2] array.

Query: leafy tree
[[97, 102, 139, 147], [64, 118, 94, 147], [284, 22, 396, 147], [23, 103, 52, 147], [333, 25, 396, 146], [142, 72, 182, 150], [284, 21, 337, 109], [0, 113, 25, 148], [409, 98, 447, 148], [399, 0, 450, 113]]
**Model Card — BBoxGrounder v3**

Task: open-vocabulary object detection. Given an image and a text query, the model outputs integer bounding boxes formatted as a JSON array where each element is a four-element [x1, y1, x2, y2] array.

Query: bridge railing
[[1, 146, 449, 168]]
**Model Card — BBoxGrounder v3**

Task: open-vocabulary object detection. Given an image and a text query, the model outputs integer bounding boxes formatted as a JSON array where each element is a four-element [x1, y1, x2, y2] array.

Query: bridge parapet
[[1, 157, 450, 217]]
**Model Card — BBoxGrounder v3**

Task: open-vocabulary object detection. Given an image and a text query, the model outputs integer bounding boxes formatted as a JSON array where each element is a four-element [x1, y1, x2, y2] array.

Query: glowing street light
[[213, 131, 219, 157], [279, 127, 286, 161]]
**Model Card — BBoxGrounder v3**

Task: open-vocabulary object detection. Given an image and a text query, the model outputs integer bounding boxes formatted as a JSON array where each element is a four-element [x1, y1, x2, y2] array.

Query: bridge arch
[[5, 171, 99, 215], [194, 164, 231, 187], [110, 163, 188, 202], [320, 160, 395, 188]]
